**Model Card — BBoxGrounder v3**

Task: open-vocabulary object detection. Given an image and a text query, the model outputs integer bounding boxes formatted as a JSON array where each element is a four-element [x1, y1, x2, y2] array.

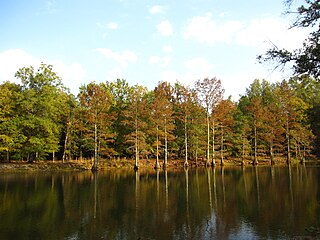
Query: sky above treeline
[[0, 0, 309, 99]]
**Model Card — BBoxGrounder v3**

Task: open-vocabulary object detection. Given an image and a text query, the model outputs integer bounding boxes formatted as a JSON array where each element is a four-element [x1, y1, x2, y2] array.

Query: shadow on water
[[0, 166, 319, 239]]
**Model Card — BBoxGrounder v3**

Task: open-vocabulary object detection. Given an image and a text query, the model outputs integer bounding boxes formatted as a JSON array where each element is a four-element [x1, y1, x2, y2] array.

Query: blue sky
[[0, 0, 308, 99]]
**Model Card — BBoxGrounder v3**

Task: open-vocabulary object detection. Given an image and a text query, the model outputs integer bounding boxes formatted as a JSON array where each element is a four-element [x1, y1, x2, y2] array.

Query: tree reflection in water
[[0, 166, 319, 239]]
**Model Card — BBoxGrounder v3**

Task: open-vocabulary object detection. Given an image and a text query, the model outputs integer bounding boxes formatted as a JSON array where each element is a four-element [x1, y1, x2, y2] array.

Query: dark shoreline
[[0, 158, 319, 172]]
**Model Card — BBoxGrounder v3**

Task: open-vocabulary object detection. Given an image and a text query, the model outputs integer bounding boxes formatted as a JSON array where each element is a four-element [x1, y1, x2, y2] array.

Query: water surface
[[0, 166, 319, 239]]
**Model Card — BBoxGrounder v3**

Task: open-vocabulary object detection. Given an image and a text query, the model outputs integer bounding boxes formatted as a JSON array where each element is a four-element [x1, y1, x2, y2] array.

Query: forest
[[0, 63, 319, 169]]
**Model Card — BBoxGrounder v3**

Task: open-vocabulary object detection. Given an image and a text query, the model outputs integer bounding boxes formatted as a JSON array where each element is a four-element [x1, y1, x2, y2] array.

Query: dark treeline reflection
[[0, 166, 319, 239]]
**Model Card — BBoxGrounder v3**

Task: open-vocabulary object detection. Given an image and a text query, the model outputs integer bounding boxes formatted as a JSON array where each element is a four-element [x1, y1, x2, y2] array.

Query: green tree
[[243, 80, 268, 165], [0, 82, 23, 161], [14, 63, 67, 161], [61, 94, 78, 162], [106, 79, 133, 157], [289, 75, 320, 156], [276, 80, 314, 163]]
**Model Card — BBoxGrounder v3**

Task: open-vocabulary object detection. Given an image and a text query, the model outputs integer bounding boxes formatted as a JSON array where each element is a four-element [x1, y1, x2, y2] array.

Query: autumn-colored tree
[[257, 81, 285, 165], [194, 77, 224, 166], [172, 82, 195, 167], [151, 82, 175, 169], [214, 99, 236, 166], [276, 80, 314, 164], [78, 82, 113, 170], [243, 80, 267, 165], [123, 85, 149, 170], [232, 104, 251, 165]]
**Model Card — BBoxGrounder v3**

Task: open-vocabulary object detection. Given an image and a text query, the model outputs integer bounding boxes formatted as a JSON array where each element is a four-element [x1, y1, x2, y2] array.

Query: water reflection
[[0, 166, 319, 239]]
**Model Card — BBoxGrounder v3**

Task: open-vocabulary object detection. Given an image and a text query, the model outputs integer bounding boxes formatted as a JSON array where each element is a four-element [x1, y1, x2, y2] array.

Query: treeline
[[0, 64, 319, 167]]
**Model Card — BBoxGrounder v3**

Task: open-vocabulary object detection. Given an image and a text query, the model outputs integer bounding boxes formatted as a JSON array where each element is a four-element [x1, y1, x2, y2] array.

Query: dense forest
[[0, 63, 319, 168]]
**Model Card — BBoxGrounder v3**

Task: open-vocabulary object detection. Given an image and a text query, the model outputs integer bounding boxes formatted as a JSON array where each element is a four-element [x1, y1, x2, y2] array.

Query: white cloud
[[183, 13, 243, 45], [149, 5, 165, 14], [219, 66, 287, 100], [96, 48, 137, 68], [235, 17, 309, 51], [0, 49, 38, 83], [96, 21, 119, 30], [183, 13, 308, 50], [44, 0, 57, 14], [106, 22, 119, 30], [51, 60, 86, 92], [161, 70, 181, 83], [160, 57, 215, 86], [162, 45, 173, 53], [0, 49, 86, 94], [149, 56, 171, 67], [157, 20, 173, 36], [184, 58, 215, 75], [104, 67, 125, 81]]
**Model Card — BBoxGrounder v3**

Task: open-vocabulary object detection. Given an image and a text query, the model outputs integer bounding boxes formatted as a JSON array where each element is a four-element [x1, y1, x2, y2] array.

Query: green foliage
[[0, 64, 71, 161], [105, 79, 134, 157], [1, 64, 319, 162]]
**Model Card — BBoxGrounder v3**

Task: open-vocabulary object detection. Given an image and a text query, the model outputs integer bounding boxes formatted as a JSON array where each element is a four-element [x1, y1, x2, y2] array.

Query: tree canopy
[[258, 0, 320, 78], [0, 63, 319, 166]]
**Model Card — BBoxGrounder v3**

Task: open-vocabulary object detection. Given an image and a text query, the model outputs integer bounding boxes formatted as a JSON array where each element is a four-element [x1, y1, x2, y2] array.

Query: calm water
[[0, 166, 319, 240]]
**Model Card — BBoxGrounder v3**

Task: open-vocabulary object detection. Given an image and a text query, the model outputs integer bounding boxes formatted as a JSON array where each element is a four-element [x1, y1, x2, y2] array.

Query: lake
[[0, 166, 319, 239]]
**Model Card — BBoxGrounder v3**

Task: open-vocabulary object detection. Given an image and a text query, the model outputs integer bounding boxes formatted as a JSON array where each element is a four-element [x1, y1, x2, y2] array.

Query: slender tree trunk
[[52, 151, 55, 162], [220, 126, 224, 166], [92, 121, 98, 171], [270, 142, 275, 165], [134, 114, 139, 170], [195, 139, 198, 165], [300, 144, 306, 165], [206, 112, 210, 167], [62, 124, 69, 163], [241, 136, 245, 166], [286, 116, 291, 165], [6, 150, 9, 163], [253, 119, 258, 165], [184, 115, 188, 167], [164, 117, 168, 169], [155, 126, 160, 169], [212, 119, 216, 167]]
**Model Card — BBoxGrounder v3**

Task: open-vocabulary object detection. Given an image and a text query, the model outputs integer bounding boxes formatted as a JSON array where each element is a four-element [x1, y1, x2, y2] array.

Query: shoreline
[[0, 158, 319, 172]]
